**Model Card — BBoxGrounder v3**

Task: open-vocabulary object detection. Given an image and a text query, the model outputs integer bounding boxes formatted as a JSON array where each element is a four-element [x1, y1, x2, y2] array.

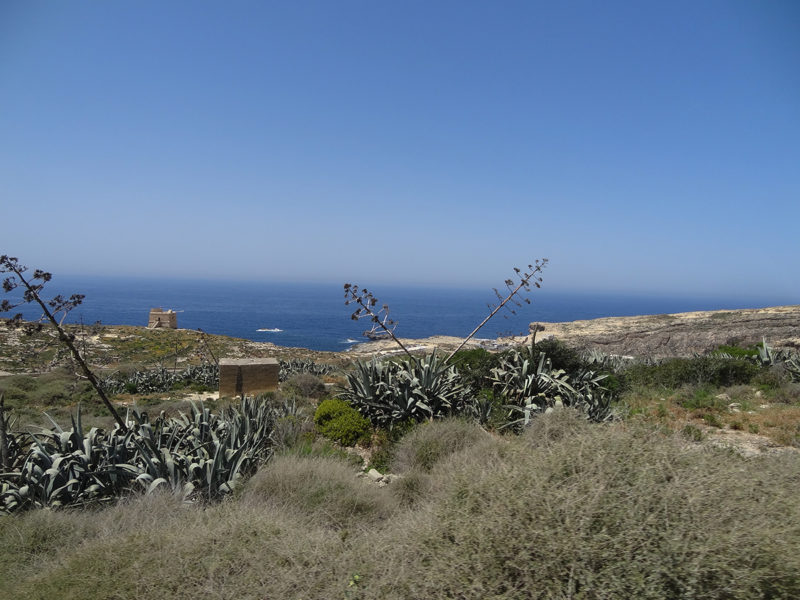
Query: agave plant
[[491, 351, 572, 429], [784, 354, 800, 383], [491, 345, 611, 429], [101, 364, 220, 395], [279, 359, 335, 382], [756, 337, 778, 368], [580, 349, 638, 372], [405, 352, 469, 417], [0, 408, 33, 473], [13, 409, 133, 509], [338, 352, 468, 428], [0, 396, 280, 514]]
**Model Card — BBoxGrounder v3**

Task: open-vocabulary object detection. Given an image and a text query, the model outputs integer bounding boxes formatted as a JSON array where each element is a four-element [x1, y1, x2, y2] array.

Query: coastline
[[2, 305, 798, 373], [345, 304, 800, 359]]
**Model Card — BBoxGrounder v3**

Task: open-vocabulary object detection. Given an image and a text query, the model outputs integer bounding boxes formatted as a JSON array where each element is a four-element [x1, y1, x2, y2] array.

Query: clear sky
[[2, 1, 798, 300]]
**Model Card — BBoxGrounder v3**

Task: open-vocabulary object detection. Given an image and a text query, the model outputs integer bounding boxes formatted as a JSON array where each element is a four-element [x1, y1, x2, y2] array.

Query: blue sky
[[2, 1, 798, 300]]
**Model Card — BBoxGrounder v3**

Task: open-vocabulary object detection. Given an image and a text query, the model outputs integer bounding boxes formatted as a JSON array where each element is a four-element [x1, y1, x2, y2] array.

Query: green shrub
[[1, 374, 38, 392], [624, 357, 759, 389], [0, 373, 97, 409], [713, 344, 759, 358], [530, 338, 585, 374], [678, 387, 728, 411], [448, 348, 503, 391], [753, 365, 791, 390], [282, 434, 361, 467], [314, 398, 371, 446]]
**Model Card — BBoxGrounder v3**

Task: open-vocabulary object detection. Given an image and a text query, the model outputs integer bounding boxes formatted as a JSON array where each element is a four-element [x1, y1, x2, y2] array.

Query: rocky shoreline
[[349, 305, 800, 359]]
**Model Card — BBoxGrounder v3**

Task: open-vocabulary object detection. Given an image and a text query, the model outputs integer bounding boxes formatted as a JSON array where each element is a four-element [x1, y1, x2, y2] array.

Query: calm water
[[4, 276, 794, 352]]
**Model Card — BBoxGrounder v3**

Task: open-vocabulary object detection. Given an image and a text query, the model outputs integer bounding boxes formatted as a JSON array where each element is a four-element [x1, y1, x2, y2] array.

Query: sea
[[3, 276, 795, 352]]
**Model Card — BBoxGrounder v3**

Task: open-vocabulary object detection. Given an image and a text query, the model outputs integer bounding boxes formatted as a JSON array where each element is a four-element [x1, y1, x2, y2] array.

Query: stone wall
[[219, 358, 279, 397]]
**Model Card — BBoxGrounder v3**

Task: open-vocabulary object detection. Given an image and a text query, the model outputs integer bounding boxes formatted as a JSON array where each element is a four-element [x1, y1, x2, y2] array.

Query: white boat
[[256, 328, 283, 332]]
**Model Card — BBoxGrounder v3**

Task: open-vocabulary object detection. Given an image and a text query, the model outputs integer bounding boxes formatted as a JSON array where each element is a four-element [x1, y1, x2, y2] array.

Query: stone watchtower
[[147, 308, 178, 329]]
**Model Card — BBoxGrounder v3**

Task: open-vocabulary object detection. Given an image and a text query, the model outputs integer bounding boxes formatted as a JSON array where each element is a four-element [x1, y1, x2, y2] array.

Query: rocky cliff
[[528, 305, 800, 358]]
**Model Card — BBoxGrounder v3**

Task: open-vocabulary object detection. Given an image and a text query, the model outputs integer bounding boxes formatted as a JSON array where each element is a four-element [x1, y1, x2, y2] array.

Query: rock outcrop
[[528, 305, 800, 358]]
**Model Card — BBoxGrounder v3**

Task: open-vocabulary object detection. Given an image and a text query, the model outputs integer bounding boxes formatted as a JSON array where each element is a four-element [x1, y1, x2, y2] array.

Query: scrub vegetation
[[2, 257, 800, 598], [2, 413, 799, 599]]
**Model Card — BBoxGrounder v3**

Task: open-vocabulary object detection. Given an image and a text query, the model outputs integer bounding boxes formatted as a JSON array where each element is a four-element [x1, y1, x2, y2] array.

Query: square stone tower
[[148, 308, 178, 329]]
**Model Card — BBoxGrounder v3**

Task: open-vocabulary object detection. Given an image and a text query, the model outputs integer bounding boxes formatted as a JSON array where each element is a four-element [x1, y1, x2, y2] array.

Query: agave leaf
[[147, 478, 169, 495]]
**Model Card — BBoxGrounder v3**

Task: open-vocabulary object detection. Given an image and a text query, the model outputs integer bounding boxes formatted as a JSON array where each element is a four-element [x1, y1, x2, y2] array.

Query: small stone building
[[219, 358, 279, 397], [147, 308, 178, 329]]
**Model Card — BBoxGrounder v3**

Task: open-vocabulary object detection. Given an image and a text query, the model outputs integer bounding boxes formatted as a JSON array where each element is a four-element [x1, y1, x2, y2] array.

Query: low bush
[[752, 364, 791, 389], [677, 387, 729, 411], [766, 382, 800, 405], [390, 418, 488, 473], [314, 398, 371, 446], [390, 469, 431, 507], [448, 348, 503, 391], [713, 343, 759, 358], [529, 337, 586, 374], [278, 358, 335, 382], [241, 455, 395, 528], [624, 356, 759, 389], [1, 492, 346, 600], [282, 372, 327, 399], [0, 372, 97, 409], [521, 406, 594, 447]]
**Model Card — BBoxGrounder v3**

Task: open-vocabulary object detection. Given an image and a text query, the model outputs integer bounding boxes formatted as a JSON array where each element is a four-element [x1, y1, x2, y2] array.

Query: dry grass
[[240, 454, 396, 529], [389, 418, 493, 473], [622, 382, 800, 448], [3, 411, 799, 599], [1, 493, 347, 599], [356, 411, 800, 599]]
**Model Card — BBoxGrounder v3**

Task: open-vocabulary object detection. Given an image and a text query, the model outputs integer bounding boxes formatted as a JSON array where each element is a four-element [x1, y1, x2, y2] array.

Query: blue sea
[[4, 276, 795, 352]]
